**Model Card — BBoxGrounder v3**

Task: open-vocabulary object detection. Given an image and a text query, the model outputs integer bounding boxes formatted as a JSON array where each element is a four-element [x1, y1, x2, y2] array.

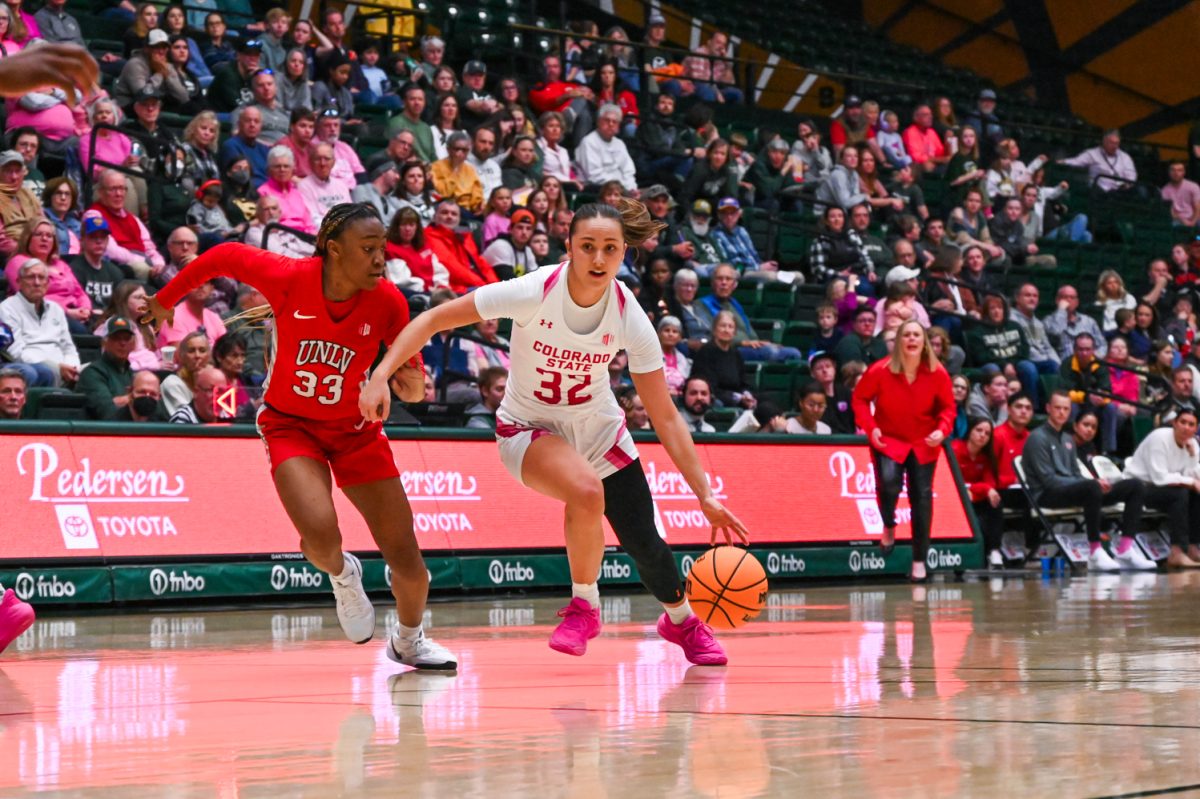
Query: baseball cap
[[82, 209, 110, 235], [236, 37, 264, 53], [844, 94, 862, 108], [717, 197, 740, 212], [146, 29, 169, 47], [368, 160, 397, 181], [808, 350, 835, 368], [105, 317, 136, 337], [885, 265, 921, 286], [511, 208, 536, 227], [195, 179, 222, 200], [691, 199, 712, 216], [767, 137, 790, 152], [134, 84, 162, 103], [979, 88, 997, 101], [463, 60, 487, 76], [978, 363, 1003, 381], [0, 150, 23, 167], [648, 11, 666, 25], [642, 184, 672, 201]]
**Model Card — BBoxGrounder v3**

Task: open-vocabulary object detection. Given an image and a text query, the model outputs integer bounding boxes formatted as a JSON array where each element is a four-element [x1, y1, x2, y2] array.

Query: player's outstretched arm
[[0, 44, 98, 107], [631, 368, 750, 546], [360, 293, 484, 422]]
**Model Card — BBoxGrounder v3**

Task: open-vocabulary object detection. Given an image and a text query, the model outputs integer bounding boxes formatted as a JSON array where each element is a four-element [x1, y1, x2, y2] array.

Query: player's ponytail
[[315, 203, 382, 256], [570, 197, 667, 248]]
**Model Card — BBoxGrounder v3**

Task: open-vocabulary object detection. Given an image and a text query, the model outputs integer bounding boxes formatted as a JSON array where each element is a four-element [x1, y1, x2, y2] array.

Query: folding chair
[[1091, 455, 1171, 562], [1013, 455, 1090, 568]]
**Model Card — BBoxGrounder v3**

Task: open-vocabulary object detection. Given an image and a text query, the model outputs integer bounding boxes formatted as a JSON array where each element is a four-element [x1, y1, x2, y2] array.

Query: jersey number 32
[[533, 368, 592, 406]]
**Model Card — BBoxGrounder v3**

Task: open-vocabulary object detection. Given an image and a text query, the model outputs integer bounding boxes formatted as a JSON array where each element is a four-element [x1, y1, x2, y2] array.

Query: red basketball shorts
[[255, 405, 400, 488]]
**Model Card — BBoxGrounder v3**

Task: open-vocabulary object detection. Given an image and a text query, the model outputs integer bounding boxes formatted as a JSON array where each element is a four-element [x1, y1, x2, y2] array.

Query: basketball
[[685, 546, 769, 630]]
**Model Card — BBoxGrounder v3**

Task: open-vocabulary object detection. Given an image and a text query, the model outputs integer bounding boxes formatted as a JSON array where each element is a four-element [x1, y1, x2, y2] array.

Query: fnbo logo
[[14, 572, 35, 600], [926, 548, 963, 569], [680, 555, 696, 576], [149, 568, 206, 596], [270, 565, 289, 592], [849, 550, 886, 573], [488, 559, 534, 584], [766, 552, 805, 574]]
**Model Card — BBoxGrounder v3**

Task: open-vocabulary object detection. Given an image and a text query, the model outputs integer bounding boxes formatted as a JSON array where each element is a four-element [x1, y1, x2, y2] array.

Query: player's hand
[[925, 430, 945, 448], [140, 294, 174, 331], [359, 376, 391, 423], [701, 496, 750, 545], [0, 43, 99, 107], [390, 359, 425, 403], [870, 427, 886, 450]]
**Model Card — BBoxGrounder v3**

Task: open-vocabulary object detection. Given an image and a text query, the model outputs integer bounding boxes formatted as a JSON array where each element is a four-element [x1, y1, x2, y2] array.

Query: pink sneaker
[[548, 597, 602, 656], [0, 589, 35, 655], [656, 613, 728, 666]]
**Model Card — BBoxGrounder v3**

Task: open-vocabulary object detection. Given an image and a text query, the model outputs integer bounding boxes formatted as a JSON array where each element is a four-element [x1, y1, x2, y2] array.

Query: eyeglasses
[[168, 239, 198, 247]]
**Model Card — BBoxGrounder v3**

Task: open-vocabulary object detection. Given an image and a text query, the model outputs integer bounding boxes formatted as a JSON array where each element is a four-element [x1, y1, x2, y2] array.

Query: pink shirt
[[256, 179, 316, 234], [1163, 180, 1200, 226], [156, 301, 227, 350], [6, 96, 74, 141], [5, 254, 92, 316], [329, 140, 363, 193], [297, 174, 351, 230], [79, 128, 134, 177], [1110, 366, 1140, 406], [481, 212, 510, 247], [902, 124, 945, 165]]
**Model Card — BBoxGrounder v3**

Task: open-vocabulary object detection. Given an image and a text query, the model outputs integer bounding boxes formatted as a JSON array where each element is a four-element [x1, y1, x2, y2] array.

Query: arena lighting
[[512, 33, 523, 47], [507, 13, 519, 25], [415, 0, 428, 9], [447, 5, 458, 16], [477, 9, 488, 22], [538, 37, 551, 51], [479, 32, 493, 43]]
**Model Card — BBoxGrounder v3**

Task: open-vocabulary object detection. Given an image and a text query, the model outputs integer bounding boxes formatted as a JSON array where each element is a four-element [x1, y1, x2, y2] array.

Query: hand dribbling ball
[[685, 546, 768, 630]]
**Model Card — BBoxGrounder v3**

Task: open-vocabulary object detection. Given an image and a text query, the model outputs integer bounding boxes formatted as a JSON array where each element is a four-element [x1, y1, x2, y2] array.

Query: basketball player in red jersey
[[144, 203, 456, 670], [360, 199, 749, 665]]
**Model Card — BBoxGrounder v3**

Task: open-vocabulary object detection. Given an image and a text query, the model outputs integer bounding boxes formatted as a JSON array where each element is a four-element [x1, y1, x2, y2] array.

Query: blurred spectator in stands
[[114, 367, 165, 421], [78, 317, 136, 419], [576, 105, 637, 195], [1124, 409, 1200, 568], [1119, 303, 1154, 362], [533, 112, 574, 190], [945, 124, 985, 208], [857, 149, 904, 220], [1105, 335, 1141, 420], [3, 83, 70, 163], [255, 146, 312, 234], [428, 94, 465, 163], [212, 331, 251, 412], [244, 193, 313, 258], [991, 196, 1055, 268], [543, 205, 576, 263], [1010, 282, 1060, 381], [465, 126, 503, 203], [1163, 161, 1200, 228], [815, 143, 868, 214], [38, 0, 123, 75], [640, 11, 675, 93], [617, 388, 652, 431], [0, 150, 39, 252], [991, 391, 1032, 493], [431, 132, 483, 216], [876, 110, 911, 170], [7, 218, 90, 332], [0, 259, 78, 386], [276, 108, 315, 179], [234, 70, 288, 145], [187, 179, 239, 248], [680, 200, 724, 277], [903, 104, 949, 175], [948, 187, 1006, 264], [225, 284, 268, 379], [499, 135, 541, 200], [929, 325, 966, 375], [208, 37, 262, 113], [482, 208, 537, 279], [366, 127, 415, 174], [465, 317, 510, 376], [810, 301, 842, 355], [313, 112, 368, 185], [412, 35, 443, 83], [160, 330, 209, 414], [598, 180, 625, 208], [1143, 340, 1176, 414], [968, 294, 1041, 397], [850, 204, 891, 274], [386, 84, 435, 163], [1138, 257, 1175, 320], [201, 12, 236, 70], [42, 177, 79, 256], [809, 205, 874, 292], [655, 315, 690, 397], [890, 236, 922, 279], [69, 212, 125, 316], [876, 280, 918, 336], [679, 375, 715, 433], [157, 278, 226, 351], [828, 96, 870, 160], [782, 382, 826, 435], [636, 93, 698, 190], [948, 372, 970, 437], [425, 200, 498, 293], [122, 2, 156, 58], [688, 30, 740, 105], [728, 132, 754, 190], [453, 60, 497, 133], [932, 96, 957, 141], [1159, 365, 1197, 427], [298, 143, 350, 230], [746, 138, 799, 213], [352, 161, 403, 221], [167, 34, 205, 114], [255, 7, 288, 71], [922, 243, 977, 342], [120, 88, 177, 183], [873, 265, 928, 330], [885, 165, 927, 224], [1061, 129, 1137, 192], [803, 351, 850, 433], [967, 365, 1009, 425], [592, 59, 638, 135], [279, 48, 312, 113], [952, 415, 1004, 566], [791, 118, 833, 187], [169, 365, 228, 424], [464, 365, 506, 430], [529, 54, 594, 149], [668, 267, 711, 344], [180, 111, 220, 196], [220, 106, 270, 186], [637, 256, 671, 320], [11, 129, 41, 197], [0, 366, 25, 418], [480, 186, 512, 247], [1060, 332, 1120, 452], [713, 197, 776, 276], [834, 305, 885, 367], [79, 99, 135, 184], [1045, 283, 1106, 359], [96, 280, 158, 371], [680, 138, 737, 210], [1095, 269, 1137, 331], [962, 89, 1003, 160]]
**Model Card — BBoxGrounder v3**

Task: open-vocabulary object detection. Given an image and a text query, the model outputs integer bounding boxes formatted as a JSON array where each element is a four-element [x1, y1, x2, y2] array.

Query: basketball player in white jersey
[[361, 198, 749, 665]]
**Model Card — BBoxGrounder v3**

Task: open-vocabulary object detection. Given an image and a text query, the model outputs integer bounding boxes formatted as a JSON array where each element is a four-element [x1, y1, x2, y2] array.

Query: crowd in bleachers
[[2, 0, 1200, 460]]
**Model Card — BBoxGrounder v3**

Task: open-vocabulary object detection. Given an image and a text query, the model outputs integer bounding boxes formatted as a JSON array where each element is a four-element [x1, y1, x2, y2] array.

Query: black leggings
[[972, 500, 1004, 552], [1037, 478, 1144, 542], [602, 459, 684, 605], [873, 450, 936, 564], [1142, 484, 1200, 548]]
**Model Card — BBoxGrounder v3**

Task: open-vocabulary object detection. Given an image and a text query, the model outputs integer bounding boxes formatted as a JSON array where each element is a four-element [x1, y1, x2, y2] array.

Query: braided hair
[[315, 203, 383, 256]]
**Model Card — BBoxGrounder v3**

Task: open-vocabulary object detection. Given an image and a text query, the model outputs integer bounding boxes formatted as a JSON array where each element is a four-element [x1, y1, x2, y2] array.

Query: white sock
[[572, 582, 600, 609], [332, 553, 354, 582], [911, 562, 927, 579], [395, 623, 422, 643], [664, 599, 692, 625]]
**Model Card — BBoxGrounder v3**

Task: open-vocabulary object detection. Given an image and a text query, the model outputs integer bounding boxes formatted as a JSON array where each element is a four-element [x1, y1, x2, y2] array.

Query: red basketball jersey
[[155, 243, 409, 420]]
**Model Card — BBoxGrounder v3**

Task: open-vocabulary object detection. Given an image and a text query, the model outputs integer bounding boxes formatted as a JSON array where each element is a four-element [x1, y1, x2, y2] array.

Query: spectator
[[651, 314, 691, 397], [1157, 364, 1197, 427], [802, 351, 852, 434], [680, 138, 737, 210], [828, 96, 870, 159], [809, 205, 874, 291], [994, 391, 1034, 490], [1023, 391, 1147, 570], [1163, 161, 1200, 227], [396, 160, 437, 225], [1105, 335, 1141, 418], [873, 265, 930, 330], [528, 54, 594, 148], [814, 143, 868, 213], [464, 365, 507, 430], [79, 99, 136, 184], [1060, 129, 1136, 192], [77, 317, 137, 419], [255, 145, 313, 235], [811, 301, 843, 355], [784, 382, 829, 435], [1009, 283, 1061, 396], [160, 330, 210, 414], [667, 267, 712, 344], [691, 310, 756, 410], [430, 131, 483, 215], [424, 200, 499, 293], [179, 111, 221, 196], [791, 119, 833, 186], [875, 109, 911, 170], [169, 365, 229, 424], [386, 83, 436, 164], [480, 186, 513, 247], [95, 279, 159, 371], [1045, 283, 1106, 360], [482, 208, 537, 279], [234, 69, 289, 145], [967, 365, 1010, 425], [746, 138, 800, 213], [990, 196, 1054, 268], [365, 126, 416, 174], [948, 187, 1006, 263], [967, 294, 1040, 392], [187, 179, 239, 246], [834, 306, 886, 367], [42, 177, 80, 257], [962, 89, 1004, 158], [200, 12, 236, 70], [592, 59, 638, 135], [225, 285, 269, 380], [945, 124, 987, 207], [69, 211, 127, 315], [679, 375, 717, 434], [850, 203, 893, 275], [497, 135, 540, 199], [857, 149, 904, 219], [0, 259, 79, 387], [38, 0, 119, 76], [1095, 269, 1137, 331], [11, 128, 42, 197], [574, 105, 637, 196], [1124, 409, 1200, 568], [219, 106, 270, 187], [352, 161, 403, 221], [952, 415, 1005, 567], [297, 143, 351, 230], [427, 94, 466, 163], [921, 244, 976, 342], [712, 196, 775, 275], [156, 279, 226, 351], [274, 107, 316, 180], [211, 330, 251, 412], [1060, 332, 1120, 453], [414, 35, 444, 83], [207, 37, 263, 113], [122, 2, 156, 58], [256, 7, 290, 71], [279, 48, 313, 113], [903, 104, 950, 175], [0, 366, 26, 418], [465, 125, 503, 203], [680, 199, 726, 277], [243, 193, 312, 259], [165, 33, 205, 114], [450, 60, 497, 133], [113, 369, 165, 422], [635, 93, 698, 189], [1139, 256, 1175, 320], [6, 218, 91, 331], [0, 149, 39, 253]]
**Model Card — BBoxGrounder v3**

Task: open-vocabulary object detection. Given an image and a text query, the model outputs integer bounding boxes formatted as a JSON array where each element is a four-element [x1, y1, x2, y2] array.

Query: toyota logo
[[14, 572, 34, 600], [270, 565, 288, 591], [487, 560, 504, 584], [63, 516, 88, 537], [148, 569, 169, 596]]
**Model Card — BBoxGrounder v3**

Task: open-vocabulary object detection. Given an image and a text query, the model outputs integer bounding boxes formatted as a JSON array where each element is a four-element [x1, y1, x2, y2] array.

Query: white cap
[[885, 265, 921, 285], [146, 29, 169, 47]]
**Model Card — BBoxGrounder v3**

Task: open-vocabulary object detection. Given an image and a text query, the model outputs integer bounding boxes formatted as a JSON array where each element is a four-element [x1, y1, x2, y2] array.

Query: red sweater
[[90, 202, 144, 254], [529, 80, 579, 115], [951, 439, 998, 502], [385, 241, 435, 290], [992, 421, 1029, 489], [852, 357, 956, 465], [424, 224, 498, 293]]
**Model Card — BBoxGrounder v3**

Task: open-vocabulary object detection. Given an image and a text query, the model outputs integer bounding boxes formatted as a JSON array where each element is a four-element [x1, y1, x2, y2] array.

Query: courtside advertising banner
[[0, 434, 973, 562]]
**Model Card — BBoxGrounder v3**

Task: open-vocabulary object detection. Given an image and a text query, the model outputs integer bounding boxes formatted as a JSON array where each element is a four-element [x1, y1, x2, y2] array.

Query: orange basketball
[[685, 546, 768, 630]]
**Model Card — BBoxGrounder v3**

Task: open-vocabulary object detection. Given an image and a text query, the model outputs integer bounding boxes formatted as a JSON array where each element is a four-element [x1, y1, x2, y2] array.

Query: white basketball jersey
[[472, 264, 662, 427]]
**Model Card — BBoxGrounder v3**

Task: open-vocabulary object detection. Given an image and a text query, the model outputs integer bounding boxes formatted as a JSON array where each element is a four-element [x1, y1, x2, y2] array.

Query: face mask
[[132, 396, 158, 417], [229, 169, 250, 186]]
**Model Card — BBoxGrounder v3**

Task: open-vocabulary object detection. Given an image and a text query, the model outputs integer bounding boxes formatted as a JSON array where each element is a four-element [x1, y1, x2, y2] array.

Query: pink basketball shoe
[[0, 589, 35, 655], [548, 597, 602, 656], [656, 613, 728, 666]]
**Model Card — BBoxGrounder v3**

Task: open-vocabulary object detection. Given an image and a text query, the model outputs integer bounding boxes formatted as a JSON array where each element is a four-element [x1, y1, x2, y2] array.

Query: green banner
[[598, 553, 641, 585], [0, 567, 112, 605], [675, 543, 981, 581], [458, 554, 572, 589], [360, 557, 460, 593]]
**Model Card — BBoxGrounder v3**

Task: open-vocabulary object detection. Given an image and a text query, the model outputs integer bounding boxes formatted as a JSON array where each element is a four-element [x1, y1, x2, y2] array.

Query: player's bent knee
[[566, 478, 605, 516]]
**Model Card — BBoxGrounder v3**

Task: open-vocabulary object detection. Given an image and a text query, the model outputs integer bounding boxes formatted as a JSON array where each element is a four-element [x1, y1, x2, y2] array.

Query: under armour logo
[[539, 319, 553, 328]]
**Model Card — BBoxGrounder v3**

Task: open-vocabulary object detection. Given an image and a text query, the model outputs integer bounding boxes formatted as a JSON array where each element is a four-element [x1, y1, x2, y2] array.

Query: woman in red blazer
[[951, 416, 1004, 570], [852, 319, 956, 582]]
